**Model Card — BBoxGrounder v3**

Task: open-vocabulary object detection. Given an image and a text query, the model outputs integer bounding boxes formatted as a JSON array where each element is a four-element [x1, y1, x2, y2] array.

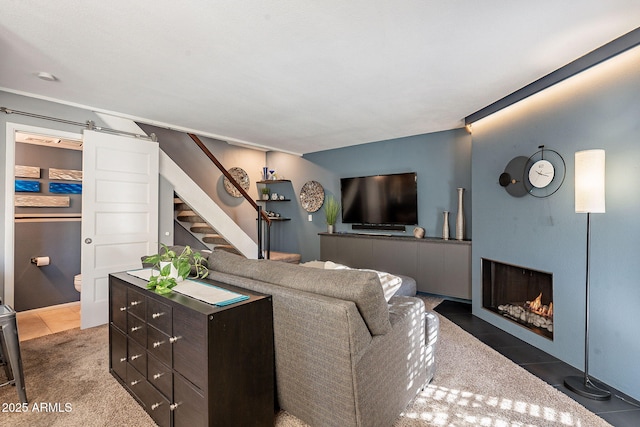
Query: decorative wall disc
[[223, 167, 250, 198], [299, 180, 325, 212]]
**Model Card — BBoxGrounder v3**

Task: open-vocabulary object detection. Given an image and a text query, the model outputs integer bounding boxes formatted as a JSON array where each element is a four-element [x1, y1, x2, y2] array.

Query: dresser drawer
[[110, 326, 127, 381], [147, 325, 172, 367], [173, 372, 206, 427], [127, 313, 147, 346], [144, 383, 171, 427], [126, 361, 147, 398], [128, 337, 147, 375], [110, 281, 127, 331], [147, 353, 172, 400], [127, 287, 146, 320], [172, 305, 207, 391], [147, 297, 172, 335], [126, 363, 171, 427]]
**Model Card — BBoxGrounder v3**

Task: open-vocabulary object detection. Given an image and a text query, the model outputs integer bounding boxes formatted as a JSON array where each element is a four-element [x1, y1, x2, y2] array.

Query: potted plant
[[261, 187, 270, 200], [324, 196, 340, 233], [143, 244, 208, 294]]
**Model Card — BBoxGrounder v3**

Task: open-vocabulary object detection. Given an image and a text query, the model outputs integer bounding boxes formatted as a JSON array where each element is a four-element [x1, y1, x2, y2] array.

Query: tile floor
[[434, 299, 640, 427], [15, 302, 81, 341]]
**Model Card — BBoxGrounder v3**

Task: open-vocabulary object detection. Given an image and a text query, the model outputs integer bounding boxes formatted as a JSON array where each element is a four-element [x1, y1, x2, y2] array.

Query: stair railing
[[188, 133, 271, 259]]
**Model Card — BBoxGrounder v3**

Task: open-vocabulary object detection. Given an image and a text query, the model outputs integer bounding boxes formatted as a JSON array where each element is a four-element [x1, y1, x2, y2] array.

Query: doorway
[[14, 130, 83, 312], [4, 123, 84, 312]]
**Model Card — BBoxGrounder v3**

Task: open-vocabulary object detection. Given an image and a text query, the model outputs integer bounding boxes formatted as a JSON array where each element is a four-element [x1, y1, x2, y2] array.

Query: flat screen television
[[340, 172, 418, 226]]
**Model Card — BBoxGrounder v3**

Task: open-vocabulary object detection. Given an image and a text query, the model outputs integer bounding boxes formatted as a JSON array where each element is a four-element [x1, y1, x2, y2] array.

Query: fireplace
[[482, 259, 553, 340]]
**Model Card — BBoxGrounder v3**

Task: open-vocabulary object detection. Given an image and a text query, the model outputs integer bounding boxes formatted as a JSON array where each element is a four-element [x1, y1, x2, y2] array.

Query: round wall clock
[[523, 146, 565, 198]]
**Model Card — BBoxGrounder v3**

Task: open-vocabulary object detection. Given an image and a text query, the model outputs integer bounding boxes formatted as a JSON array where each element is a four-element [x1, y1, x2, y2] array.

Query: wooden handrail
[[188, 133, 271, 224], [188, 133, 271, 259]]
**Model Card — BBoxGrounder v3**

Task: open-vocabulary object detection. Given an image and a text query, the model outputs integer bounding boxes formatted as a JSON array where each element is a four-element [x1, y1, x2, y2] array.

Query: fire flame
[[527, 293, 553, 318]]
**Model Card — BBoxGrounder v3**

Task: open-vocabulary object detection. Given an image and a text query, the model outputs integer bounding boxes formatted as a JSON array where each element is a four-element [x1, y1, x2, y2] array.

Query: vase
[[327, 224, 335, 234], [456, 188, 465, 240], [442, 211, 450, 240], [159, 261, 182, 281]]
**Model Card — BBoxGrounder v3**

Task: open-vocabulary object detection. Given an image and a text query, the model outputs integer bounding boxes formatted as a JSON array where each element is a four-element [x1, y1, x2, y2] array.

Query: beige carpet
[[0, 298, 611, 427]]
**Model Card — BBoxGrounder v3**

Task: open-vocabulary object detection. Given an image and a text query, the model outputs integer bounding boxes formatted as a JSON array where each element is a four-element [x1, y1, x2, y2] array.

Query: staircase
[[174, 196, 301, 263], [174, 196, 241, 255]]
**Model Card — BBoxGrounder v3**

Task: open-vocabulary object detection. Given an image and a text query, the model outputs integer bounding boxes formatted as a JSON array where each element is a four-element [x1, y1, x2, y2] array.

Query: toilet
[[74, 274, 82, 292]]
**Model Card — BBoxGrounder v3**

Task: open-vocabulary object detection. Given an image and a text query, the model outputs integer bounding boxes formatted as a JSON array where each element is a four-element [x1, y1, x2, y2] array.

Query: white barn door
[[81, 130, 158, 329]]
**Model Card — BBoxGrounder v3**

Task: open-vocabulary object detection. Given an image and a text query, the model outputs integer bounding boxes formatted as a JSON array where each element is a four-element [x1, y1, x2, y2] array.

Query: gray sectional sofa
[[204, 250, 439, 427]]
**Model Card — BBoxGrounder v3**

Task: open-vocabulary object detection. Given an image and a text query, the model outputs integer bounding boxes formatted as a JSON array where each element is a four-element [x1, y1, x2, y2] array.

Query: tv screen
[[340, 172, 418, 225]]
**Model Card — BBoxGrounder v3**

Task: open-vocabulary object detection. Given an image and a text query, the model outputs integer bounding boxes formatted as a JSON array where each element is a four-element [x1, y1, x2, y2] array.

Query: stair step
[[174, 202, 191, 211], [177, 212, 204, 223], [203, 235, 229, 245], [268, 252, 301, 264], [214, 245, 242, 256], [191, 225, 216, 234]]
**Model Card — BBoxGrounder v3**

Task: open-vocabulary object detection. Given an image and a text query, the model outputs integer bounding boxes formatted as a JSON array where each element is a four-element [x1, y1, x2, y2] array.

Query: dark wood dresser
[[109, 272, 274, 427]]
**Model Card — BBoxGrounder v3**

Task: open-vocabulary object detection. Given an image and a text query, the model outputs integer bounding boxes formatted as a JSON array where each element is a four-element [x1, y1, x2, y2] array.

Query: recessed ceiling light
[[36, 71, 57, 82]]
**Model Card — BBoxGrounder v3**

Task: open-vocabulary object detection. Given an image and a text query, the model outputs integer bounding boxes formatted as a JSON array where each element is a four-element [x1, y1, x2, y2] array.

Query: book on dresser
[[108, 271, 275, 427]]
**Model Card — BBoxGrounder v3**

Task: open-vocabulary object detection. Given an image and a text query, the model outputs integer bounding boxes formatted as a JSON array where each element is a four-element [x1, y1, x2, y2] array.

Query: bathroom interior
[[13, 131, 83, 340]]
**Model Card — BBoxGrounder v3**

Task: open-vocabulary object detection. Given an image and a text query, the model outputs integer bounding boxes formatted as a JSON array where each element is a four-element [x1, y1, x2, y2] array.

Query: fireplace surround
[[482, 258, 553, 340]]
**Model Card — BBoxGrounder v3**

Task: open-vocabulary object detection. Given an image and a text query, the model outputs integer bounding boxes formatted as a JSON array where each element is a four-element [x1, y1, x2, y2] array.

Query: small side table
[[0, 305, 27, 403]]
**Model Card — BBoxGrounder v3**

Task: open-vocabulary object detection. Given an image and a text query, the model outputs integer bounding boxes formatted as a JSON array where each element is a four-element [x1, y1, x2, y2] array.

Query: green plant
[[324, 196, 340, 226], [261, 187, 270, 195], [143, 244, 208, 294]]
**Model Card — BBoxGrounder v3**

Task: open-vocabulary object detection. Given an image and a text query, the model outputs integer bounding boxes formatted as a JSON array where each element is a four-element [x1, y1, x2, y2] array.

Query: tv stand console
[[320, 233, 471, 300]]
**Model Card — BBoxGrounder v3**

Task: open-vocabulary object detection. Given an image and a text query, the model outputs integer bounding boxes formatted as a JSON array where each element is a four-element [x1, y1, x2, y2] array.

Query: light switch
[[308, 214, 313, 222]]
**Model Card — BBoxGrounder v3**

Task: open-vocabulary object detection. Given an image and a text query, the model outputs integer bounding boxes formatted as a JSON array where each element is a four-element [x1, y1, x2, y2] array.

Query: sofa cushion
[[208, 250, 391, 335], [323, 261, 403, 302]]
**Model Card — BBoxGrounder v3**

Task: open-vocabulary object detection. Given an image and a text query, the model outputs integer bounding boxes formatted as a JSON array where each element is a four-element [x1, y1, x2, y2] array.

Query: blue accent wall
[[267, 128, 472, 260], [470, 46, 640, 400]]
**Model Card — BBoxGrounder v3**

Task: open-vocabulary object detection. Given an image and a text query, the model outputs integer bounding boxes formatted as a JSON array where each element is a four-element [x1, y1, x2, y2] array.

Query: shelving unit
[[256, 179, 292, 221]]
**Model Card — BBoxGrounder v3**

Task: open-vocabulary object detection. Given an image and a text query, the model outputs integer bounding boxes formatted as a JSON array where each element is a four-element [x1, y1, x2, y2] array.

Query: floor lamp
[[564, 149, 611, 400]]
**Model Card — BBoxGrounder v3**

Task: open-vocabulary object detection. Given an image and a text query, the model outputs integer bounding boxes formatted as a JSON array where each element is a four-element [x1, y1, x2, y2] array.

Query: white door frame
[[4, 122, 83, 308]]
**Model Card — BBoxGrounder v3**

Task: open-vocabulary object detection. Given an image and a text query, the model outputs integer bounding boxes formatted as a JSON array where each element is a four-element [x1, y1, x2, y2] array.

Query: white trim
[[4, 122, 82, 307]]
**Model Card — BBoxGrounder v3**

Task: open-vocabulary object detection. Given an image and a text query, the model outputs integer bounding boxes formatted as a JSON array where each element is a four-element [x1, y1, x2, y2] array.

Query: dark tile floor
[[434, 299, 640, 427]]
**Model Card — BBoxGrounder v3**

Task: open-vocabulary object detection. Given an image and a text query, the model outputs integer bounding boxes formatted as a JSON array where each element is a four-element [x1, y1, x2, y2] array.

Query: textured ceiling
[[1, 1, 638, 155]]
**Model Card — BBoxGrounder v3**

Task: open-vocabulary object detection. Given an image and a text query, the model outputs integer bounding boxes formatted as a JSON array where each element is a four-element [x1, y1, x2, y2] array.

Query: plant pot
[[159, 261, 182, 282], [327, 224, 335, 234]]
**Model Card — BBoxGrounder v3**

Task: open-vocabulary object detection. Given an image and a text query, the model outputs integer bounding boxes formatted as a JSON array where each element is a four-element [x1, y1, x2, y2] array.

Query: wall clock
[[523, 146, 565, 198]]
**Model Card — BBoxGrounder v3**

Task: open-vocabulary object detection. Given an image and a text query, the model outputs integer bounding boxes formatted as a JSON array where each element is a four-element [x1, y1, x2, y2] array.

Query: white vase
[[327, 224, 335, 234], [456, 188, 465, 240], [442, 211, 450, 240], [159, 261, 182, 281]]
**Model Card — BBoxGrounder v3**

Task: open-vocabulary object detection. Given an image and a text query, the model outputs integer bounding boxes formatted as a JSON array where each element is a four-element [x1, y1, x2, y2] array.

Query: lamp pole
[[564, 150, 610, 400]]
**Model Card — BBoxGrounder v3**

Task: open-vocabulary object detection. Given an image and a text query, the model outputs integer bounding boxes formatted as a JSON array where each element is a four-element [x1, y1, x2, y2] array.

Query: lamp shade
[[575, 149, 605, 213]]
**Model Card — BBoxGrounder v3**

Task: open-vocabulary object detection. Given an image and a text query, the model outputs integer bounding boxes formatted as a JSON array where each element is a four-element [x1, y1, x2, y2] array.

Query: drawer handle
[[130, 300, 141, 306], [153, 372, 164, 380], [152, 312, 165, 319], [119, 307, 127, 312], [130, 354, 142, 361], [130, 380, 140, 386], [151, 402, 162, 411], [131, 326, 142, 332], [169, 336, 180, 344], [119, 357, 127, 363], [170, 403, 180, 411], [153, 340, 165, 348]]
